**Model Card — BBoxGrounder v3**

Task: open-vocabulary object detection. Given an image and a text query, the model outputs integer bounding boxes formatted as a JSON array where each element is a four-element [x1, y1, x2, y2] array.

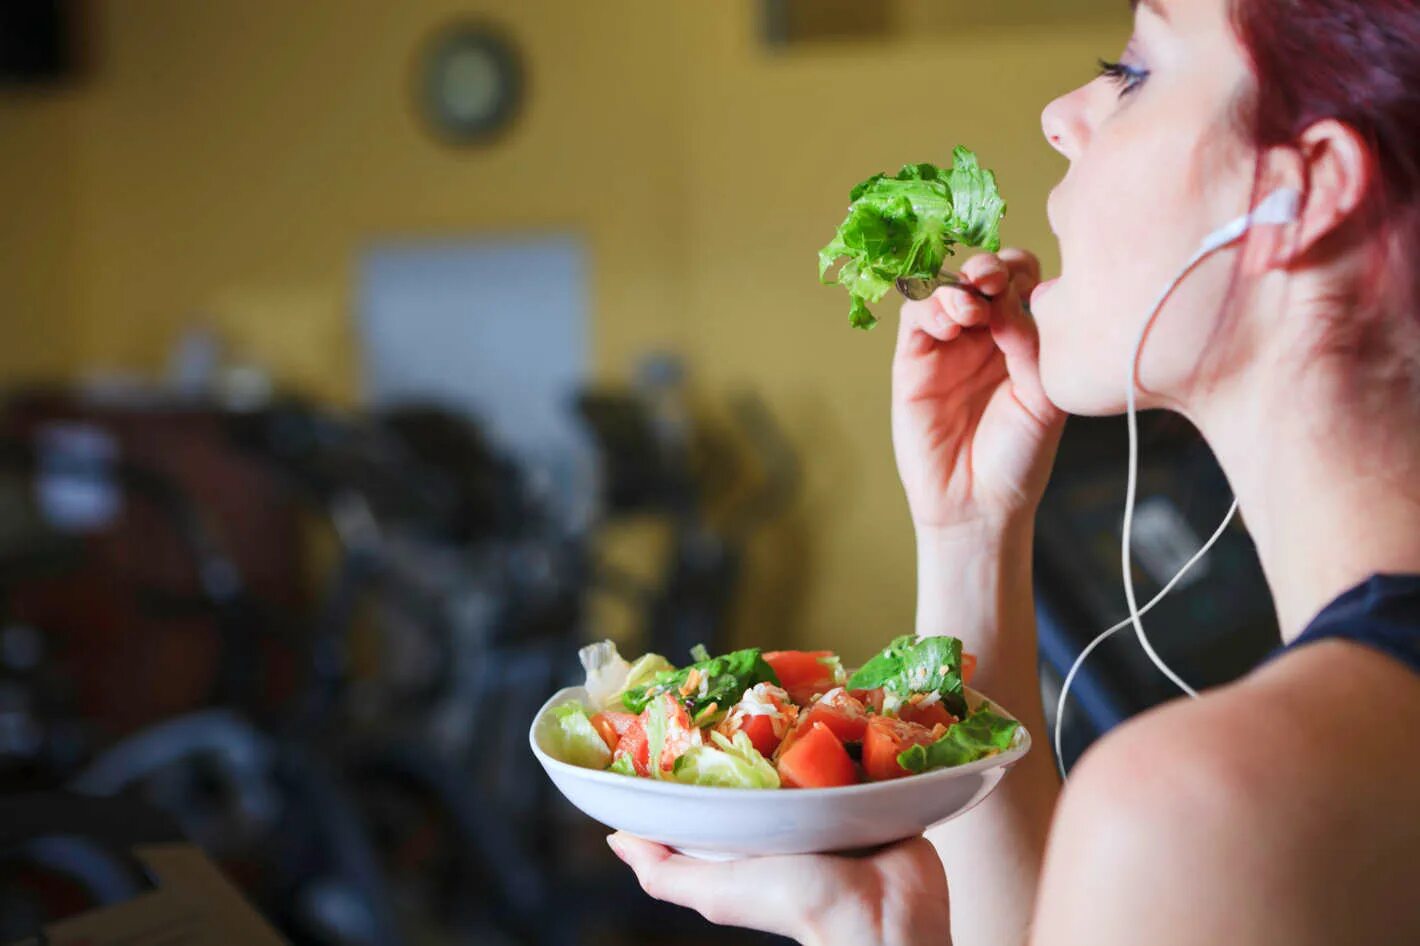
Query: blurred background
[[0, 1, 1282, 944]]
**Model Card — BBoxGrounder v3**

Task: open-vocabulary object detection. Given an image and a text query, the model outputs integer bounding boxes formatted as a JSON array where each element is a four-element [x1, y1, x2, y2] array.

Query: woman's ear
[[1239, 120, 1374, 275]]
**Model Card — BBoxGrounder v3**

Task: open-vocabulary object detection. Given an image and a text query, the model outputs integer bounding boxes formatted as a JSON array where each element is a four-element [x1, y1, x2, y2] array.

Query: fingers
[[959, 253, 1013, 298], [998, 247, 1042, 297], [608, 833, 761, 932], [894, 247, 1048, 369], [609, 833, 953, 943], [896, 295, 963, 358]]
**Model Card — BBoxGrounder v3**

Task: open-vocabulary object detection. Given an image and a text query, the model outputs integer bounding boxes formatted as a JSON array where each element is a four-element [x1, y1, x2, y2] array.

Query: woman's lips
[[1031, 277, 1060, 307]]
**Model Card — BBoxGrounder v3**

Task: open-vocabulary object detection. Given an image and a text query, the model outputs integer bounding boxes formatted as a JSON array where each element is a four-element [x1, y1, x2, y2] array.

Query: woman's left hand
[[607, 832, 951, 945]]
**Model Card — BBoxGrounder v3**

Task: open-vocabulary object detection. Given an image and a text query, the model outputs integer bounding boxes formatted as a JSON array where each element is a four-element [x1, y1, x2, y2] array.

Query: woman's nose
[[1041, 87, 1089, 159]]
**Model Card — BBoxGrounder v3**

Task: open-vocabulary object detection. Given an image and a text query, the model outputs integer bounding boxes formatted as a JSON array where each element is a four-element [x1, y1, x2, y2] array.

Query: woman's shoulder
[[1073, 638, 1420, 837], [1032, 641, 1420, 945]]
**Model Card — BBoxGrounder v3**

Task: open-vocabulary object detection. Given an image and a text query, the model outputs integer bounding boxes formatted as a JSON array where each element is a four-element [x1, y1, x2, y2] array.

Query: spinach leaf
[[622, 647, 779, 716], [847, 635, 967, 717]]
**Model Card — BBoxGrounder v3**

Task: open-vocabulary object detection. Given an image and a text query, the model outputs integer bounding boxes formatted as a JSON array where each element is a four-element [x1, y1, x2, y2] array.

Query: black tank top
[[1276, 573, 1420, 674]]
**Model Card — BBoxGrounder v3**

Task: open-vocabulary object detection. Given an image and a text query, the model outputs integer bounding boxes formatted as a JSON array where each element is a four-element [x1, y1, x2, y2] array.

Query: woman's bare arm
[[918, 519, 1059, 946]]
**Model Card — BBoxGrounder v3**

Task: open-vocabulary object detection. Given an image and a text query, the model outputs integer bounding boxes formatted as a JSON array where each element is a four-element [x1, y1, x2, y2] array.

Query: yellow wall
[[0, 89, 77, 379], [0, 1, 1124, 662]]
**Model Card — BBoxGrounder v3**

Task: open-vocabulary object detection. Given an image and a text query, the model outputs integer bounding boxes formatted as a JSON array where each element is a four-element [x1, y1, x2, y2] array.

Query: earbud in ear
[[1250, 187, 1301, 226], [1196, 188, 1301, 255]]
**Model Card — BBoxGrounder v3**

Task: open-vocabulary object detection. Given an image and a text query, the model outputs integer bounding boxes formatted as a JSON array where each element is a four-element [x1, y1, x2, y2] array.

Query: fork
[[894, 270, 991, 302], [895, 269, 1031, 314]]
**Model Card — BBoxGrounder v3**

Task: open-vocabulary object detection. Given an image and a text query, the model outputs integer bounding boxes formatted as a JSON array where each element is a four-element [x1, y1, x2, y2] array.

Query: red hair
[[1231, 0, 1420, 356]]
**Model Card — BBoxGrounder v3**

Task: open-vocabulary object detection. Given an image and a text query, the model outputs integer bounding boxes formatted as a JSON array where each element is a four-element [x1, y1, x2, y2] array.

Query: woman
[[607, 0, 1420, 942]]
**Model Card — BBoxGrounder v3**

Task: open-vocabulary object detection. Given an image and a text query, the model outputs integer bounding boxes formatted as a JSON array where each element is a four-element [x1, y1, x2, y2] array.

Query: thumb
[[989, 284, 1062, 427]]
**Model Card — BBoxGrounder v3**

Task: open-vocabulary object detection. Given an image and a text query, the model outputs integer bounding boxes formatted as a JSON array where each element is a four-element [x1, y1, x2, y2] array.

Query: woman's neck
[[1191, 345, 1420, 641]]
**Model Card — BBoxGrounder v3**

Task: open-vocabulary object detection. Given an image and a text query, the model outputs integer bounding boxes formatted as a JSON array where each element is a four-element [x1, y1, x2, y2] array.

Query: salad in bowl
[[531, 634, 1030, 858]]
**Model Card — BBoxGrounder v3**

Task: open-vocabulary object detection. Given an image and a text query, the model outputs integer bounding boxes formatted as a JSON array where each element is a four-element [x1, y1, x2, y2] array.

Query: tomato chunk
[[735, 714, 782, 759], [863, 715, 938, 782], [613, 720, 650, 776], [764, 650, 841, 705], [718, 682, 797, 759], [962, 652, 977, 686], [851, 687, 886, 714], [797, 688, 869, 744], [776, 722, 858, 789], [591, 711, 640, 752], [897, 699, 957, 731]]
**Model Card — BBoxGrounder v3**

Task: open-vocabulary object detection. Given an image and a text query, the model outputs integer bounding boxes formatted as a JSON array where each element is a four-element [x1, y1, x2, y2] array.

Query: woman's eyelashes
[[1096, 58, 1150, 98]]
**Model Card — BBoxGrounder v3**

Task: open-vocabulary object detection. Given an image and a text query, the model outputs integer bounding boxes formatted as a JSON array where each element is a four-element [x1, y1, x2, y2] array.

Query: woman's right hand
[[893, 248, 1065, 533]]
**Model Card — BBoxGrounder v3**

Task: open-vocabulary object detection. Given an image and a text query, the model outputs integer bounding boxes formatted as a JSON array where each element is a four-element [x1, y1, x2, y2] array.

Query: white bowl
[[529, 684, 1031, 860]]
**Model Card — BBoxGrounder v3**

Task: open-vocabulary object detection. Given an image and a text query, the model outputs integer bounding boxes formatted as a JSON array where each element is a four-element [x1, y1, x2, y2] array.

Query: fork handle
[[894, 272, 1031, 314], [894, 272, 990, 302]]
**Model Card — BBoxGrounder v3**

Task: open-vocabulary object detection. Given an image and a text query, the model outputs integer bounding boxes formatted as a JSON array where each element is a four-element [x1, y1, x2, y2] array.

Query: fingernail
[[934, 311, 951, 332], [607, 835, 629, 863]]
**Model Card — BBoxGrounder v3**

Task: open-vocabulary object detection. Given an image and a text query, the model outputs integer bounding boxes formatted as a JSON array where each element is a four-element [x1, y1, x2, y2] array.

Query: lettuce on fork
[[818, 145, 1006, 329]]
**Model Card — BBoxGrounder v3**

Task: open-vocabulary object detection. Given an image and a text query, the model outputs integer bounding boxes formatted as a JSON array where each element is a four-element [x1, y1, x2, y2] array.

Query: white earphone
[[1054, 187, 1301, 779]]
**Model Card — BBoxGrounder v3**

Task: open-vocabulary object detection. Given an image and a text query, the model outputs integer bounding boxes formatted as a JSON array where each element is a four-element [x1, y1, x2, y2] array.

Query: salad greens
[[847, 635, 968, 718], [578, 639, 675, 711], [672, 731, 781, 789], [622, 647, 779, 716], [546, 703, 612, 770], [643, 692, 670, 781], [818, 145, 1006, 329], [607, 754, 638, 777], [615, 653, 676, 707], [896, 705, 1020, 773], [547, 638, 1023, 790]]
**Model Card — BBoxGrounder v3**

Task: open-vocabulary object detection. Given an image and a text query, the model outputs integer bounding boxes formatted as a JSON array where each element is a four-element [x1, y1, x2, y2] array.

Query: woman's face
[[1032, 0, 1261, 415]]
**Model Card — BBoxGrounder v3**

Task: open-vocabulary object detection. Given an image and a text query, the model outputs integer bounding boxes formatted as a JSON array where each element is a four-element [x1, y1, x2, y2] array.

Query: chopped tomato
[[735, 714, 782, 758], [897, 699, 957, 731], [962, 651, 977, 686], [590, 711, 640, 752], [776, 722, 858, 789], [797, 688, 869, 744], [863, 715, 938, 782], [612, 720, 650, 776], [718, 682, 796, 758], [851, 687, 886, 714], [764, 650, 841, 704]]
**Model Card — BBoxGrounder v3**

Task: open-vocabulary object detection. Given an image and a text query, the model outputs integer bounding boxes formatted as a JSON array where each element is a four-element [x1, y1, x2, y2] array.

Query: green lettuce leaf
[[607, 754, 638, 777], [671, 731, 781, 789], [944, 145, 1005, 253], [846, 635, 967, 718], [818, 146, 1006, 329], [606, 652, 675, 711], [643, 691, 669, 781], [896, 705, 1020, 773], [547, 702, 612, 770], [622, 647, 779, 716]]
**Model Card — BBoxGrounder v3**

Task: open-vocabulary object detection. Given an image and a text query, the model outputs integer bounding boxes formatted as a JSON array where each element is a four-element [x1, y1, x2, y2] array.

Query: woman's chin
[[1038, 348, 1124, 418]]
